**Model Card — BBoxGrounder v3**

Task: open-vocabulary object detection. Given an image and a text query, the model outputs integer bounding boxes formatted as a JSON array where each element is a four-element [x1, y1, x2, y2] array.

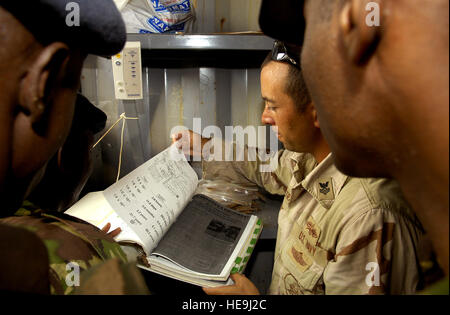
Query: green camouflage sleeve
[[0, 223, 50, 294], [1, 203, 150, 295], [73, 258, 150, 295]]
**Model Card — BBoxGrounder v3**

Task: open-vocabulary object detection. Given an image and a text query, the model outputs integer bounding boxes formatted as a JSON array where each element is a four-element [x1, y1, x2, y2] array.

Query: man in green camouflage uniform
[[177, 48, 424, 295], [0, 1, 149, 294], [0, 92, 150, 295], [0, 93, 150, 294], [1, 202, 148, 295]]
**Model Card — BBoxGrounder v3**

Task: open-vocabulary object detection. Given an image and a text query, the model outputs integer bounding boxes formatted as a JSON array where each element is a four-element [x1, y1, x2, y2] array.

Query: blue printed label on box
[[145, 17, 186, 33], [147, 15, 170, 33], [150, 0, 191, 14]]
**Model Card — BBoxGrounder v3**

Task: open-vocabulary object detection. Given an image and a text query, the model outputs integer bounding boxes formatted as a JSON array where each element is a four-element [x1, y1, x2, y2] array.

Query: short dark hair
[[262, 52, 312, 113]]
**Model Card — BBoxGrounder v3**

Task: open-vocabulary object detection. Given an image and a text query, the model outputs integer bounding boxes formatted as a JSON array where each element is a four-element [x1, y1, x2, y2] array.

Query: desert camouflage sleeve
[[323, 207, 422, 294], [202, 138, 314, 196]]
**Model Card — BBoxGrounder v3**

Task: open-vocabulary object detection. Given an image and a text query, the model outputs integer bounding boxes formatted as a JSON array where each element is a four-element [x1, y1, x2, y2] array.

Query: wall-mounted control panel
[[112, 41, 143, 100]]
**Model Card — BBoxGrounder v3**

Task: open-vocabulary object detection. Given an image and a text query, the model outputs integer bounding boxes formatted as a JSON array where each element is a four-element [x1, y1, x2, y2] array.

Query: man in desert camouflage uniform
[[258, 0, 448, 294], [176, 46, 424, 295]]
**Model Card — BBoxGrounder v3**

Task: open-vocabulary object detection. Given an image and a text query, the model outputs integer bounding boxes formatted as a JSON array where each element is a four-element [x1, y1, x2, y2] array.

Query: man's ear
[[18, 42, 70, 136], [311, 105, 320, 129], [339, 0, 382, 65]]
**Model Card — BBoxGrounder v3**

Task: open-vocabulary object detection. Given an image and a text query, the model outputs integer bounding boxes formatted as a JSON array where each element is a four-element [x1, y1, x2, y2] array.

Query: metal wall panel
[[193, 0, 262, 33], [80, 0, 270, 187], [81, 62, 267, 188]]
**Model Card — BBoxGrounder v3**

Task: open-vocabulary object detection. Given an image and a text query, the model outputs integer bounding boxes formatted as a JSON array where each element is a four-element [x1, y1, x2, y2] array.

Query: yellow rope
[[92, 112, 139, 182]]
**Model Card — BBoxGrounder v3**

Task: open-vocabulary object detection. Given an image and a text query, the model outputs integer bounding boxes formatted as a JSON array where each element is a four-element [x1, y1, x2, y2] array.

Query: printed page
[[65, 192, 142, 246], [103, 144, 198, 255], [150, 194, 252, 276]]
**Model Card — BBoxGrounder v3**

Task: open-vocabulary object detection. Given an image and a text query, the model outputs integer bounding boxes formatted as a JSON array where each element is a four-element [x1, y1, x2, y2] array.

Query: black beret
[[259, 0, 305, 46], [0, 0, 126, 57]]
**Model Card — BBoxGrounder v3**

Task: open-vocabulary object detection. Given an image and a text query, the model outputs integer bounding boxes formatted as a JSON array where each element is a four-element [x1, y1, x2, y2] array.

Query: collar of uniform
[[288, 151, 305, 172], [300, 154, 348, 209], [288, 151, 317, 185]]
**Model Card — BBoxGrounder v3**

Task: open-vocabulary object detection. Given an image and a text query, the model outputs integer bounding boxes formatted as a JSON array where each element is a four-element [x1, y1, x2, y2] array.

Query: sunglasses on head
[[271, 41, 301, 69]]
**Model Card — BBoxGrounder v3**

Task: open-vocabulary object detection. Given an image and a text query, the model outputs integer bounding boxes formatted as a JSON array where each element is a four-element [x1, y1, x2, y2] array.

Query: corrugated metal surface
[[193, 0, 262, 33], [80, 1, 272, 189]]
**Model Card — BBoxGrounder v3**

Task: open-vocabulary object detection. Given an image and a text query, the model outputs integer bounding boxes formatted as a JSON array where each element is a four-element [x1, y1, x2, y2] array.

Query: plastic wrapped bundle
[[195, 179, 266, 214], [117, 0, 195, 34]]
